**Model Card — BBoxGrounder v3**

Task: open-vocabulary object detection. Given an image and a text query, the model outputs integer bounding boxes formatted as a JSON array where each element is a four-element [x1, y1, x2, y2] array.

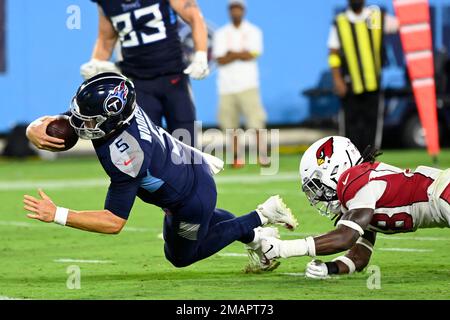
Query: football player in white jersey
[[259, 136, 450, 278]]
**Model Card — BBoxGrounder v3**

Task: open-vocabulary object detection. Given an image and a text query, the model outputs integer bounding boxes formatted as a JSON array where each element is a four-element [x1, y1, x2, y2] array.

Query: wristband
[[328, 53, 342, 68], [305, 236, 316, 257], [54, 207, 69, 226], [194, 51, 208, 64], [333, 256, 356, 274]]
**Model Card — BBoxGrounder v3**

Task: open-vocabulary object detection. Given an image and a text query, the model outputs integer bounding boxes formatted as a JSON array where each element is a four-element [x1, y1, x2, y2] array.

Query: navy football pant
[[162, 163, 261, 268], [132, 74, 196, 146]]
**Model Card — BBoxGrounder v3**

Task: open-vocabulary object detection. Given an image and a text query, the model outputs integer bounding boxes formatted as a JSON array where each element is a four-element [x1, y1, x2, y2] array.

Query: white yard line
[[0, 178, 107, 191], [0, 296, 26, 300], [122, 226, 150, 233], [0, 172, 299, 191], [378, 248, 433, 252], [218, 253, 247, 257], [378, 235, 450, 241], [54, 258, 114, 264], [1, 220, 449, 243], [0, 220, 151, 233], [0, 221, 37, 228]]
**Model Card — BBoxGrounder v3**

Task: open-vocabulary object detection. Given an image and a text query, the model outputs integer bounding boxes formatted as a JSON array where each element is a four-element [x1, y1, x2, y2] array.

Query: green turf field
[[0, 150, 449, 300]]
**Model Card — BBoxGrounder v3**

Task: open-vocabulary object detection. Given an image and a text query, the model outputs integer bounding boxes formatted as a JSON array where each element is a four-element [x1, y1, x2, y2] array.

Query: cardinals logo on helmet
[[316, 137, 334, 166], [103, 81, 128, 115]]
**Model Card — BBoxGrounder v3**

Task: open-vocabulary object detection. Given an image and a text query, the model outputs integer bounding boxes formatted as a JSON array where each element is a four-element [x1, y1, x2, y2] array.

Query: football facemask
[[69, 97, 108, 140], [302, 170, 341, 218]]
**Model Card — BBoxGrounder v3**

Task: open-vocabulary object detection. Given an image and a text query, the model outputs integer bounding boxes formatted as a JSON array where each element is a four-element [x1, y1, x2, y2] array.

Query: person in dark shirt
[[27, 0, 207, 151], [84, 0, 210, 147], [23, 73, 298, 269]]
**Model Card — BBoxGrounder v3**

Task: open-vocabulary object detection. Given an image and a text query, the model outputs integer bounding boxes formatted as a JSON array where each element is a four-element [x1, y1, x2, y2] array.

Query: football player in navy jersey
[[23, 73, 298, 269], [83, 0, 209, 147], [28, 0, 209, 151]]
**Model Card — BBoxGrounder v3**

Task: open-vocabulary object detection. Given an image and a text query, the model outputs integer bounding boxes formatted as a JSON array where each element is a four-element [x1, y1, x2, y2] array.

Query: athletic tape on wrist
[[305, 236, 316, 257], [54, 207, 69, 226], [332, 256, 356, 274]]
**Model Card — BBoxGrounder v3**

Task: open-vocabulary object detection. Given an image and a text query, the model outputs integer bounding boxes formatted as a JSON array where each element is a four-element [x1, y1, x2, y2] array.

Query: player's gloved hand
[[260, 236, 282, 260], [26, 116, 66, 151], [305, 260, 330, 279], [184, 51, 209, 80], [80, 59, 121, 80]]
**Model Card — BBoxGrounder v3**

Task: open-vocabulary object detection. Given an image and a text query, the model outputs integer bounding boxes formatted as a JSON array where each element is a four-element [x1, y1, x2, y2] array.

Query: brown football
[[46, 117, 79, 151]]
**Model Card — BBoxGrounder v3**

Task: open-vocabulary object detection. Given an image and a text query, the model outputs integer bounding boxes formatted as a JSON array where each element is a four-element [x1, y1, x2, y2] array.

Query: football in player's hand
[[46, 117, 79, 151]]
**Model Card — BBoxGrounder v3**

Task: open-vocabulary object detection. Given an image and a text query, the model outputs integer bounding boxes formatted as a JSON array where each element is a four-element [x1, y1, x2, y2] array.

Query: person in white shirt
[[213, 0, 268, 168]]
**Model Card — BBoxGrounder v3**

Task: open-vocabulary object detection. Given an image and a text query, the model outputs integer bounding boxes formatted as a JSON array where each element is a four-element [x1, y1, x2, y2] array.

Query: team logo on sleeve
[[103, 81, 128, 115], [316, 137, 334, 166]]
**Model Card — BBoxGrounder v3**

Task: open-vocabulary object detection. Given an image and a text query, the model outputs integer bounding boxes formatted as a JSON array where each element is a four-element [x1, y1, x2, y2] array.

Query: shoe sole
[[272, 196, 299, 230]]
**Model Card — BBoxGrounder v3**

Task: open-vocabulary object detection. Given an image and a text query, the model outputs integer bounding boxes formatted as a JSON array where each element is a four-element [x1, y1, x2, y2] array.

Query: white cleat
[[260, 236, 283, 260], [244, 227, 281, 273], [256, 195, 299, 230]]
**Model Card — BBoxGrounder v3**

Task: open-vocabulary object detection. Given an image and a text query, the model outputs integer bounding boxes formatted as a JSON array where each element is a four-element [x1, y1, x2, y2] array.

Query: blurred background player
[[23, 73, 297, 269], [80, 0, 210, 147], [213, 0, 268, 168], [260, 136, 450, 278], [328, 0, 398, 151]]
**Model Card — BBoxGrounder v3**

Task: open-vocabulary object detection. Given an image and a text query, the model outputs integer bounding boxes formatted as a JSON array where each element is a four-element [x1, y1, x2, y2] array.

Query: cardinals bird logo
[[104, 81, 129, 115], [316, 137, 334, 166]]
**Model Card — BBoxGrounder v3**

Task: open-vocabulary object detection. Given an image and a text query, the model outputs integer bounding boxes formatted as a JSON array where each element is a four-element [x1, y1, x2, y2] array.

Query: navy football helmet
[[69, 72, 136, 140]]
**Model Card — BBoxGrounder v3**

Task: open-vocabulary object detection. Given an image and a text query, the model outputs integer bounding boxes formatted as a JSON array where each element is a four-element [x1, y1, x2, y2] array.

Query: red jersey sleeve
[[337, 162, 380, 209]]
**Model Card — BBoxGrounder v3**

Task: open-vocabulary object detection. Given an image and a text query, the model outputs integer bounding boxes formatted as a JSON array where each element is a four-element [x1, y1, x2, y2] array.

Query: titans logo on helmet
[[103, 81, 129, 115]]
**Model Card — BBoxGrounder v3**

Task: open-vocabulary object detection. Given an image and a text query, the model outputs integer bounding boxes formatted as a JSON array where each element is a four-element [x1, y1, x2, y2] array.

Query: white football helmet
[[299, 136, 361, 217]]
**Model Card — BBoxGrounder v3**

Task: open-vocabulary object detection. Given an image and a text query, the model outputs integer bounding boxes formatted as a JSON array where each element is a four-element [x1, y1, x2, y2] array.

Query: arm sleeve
[[346, 180, 387, 211], [104, 178, 140, 220], [327, 25, 340, 50]]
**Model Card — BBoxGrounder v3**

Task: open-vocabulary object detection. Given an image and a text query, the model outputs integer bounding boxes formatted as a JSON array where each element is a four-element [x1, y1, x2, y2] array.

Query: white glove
[[305, 260, 330, 279], [183, 51, 209, 80], [80, 59, 121, 80], [260, 236, 282, 260]]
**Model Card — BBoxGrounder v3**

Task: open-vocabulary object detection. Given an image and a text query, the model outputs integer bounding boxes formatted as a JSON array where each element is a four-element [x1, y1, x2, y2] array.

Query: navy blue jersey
[[93, 106, 201, 219], [92, 0, 185, 79]]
